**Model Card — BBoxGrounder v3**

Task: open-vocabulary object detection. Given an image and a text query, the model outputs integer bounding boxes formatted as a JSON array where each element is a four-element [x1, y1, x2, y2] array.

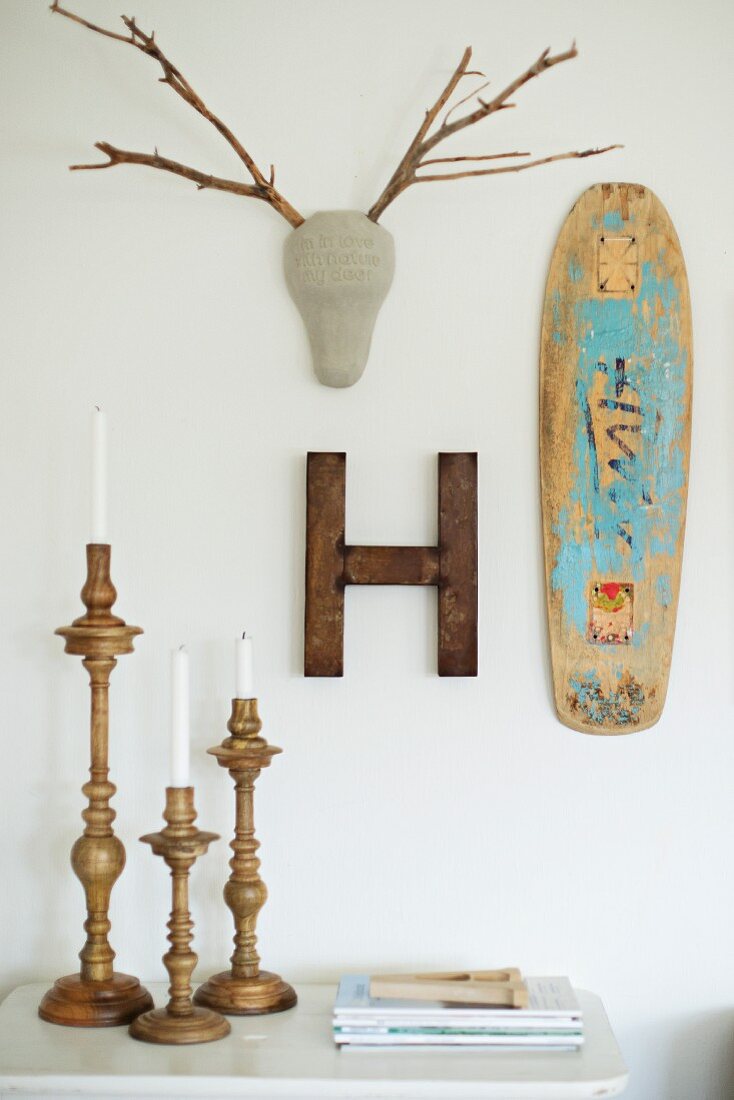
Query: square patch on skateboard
[[598, 236, 637, 294], [588, 582, 633, 644]]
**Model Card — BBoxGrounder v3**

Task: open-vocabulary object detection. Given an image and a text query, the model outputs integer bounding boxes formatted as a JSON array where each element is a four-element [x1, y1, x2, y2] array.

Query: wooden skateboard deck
[[540, 183, 692, 734]]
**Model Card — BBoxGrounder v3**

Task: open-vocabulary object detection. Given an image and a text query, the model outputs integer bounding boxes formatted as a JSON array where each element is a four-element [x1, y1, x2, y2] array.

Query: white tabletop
[[0, 983, 627, 1100]]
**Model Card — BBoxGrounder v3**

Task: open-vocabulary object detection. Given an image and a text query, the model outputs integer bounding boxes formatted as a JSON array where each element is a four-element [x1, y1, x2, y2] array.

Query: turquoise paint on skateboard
[[540, 183, 692, 734]]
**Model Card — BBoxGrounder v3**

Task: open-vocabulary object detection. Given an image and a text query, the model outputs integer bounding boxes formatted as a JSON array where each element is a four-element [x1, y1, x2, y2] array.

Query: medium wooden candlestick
[[194, 698, 296, 1016], [39, 544, 153, 1028], [130, 787, 230, 1044]]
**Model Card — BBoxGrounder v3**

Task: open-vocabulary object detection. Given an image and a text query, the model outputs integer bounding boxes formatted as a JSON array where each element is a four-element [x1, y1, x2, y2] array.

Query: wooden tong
[[369, 969, 529, 1008]]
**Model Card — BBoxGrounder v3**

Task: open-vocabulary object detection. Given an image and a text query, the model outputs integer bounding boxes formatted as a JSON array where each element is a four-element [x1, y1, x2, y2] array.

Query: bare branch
[[367, 47, 474, 226], [51, 2, 304, 227], [443, 79, 491, 127], [479, 100, 516, 111], [368, 41, 621, 223], [415, 145, 622, 184], [419, 151, 530, 167], [427, 43, 579, 152], [70, 142, 272, 200], [49, 0, 133, 44]]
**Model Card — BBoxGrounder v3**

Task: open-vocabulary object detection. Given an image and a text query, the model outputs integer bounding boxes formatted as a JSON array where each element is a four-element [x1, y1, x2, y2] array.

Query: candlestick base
[[39, 973, 153, 1028], [130, 1005, 231, 1045], [194, 970, 297, 1016]]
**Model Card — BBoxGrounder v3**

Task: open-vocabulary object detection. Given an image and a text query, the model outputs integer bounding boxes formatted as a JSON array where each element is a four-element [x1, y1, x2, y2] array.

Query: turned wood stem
[[229, 771, 264, 979], [76, 656, 120, 981], [39, 544, 152, 1028], [216, 699, 272, 980], [75, 544, 123, 626], [166, 863, 197, 1016], [140, 788, 219, 1020], [193, 700, 295, 1017], [83, 658, 116, 839], [59, 545, 141, 985]]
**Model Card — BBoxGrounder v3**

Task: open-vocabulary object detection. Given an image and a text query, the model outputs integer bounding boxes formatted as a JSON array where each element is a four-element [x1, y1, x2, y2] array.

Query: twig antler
[[52, 8, 619, 232], [50, 2, 304, 227], [368, 44, 621, 223]]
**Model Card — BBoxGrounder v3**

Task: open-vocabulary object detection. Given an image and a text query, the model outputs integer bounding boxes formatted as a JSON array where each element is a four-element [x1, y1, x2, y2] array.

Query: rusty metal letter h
[[305, 452, 477, 677]]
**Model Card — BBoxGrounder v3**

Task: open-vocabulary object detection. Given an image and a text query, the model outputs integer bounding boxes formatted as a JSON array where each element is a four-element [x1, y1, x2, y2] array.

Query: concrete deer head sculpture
[[52, 4, 620, 387]]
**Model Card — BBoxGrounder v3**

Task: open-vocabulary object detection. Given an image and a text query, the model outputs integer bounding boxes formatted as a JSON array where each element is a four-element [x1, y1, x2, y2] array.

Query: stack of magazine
[[333, 975, 584, 1049]]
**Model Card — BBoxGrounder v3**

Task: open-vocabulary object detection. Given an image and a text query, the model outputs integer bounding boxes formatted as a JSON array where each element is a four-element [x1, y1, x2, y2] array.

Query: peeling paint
[[656, 573, 673, 608], [568, 668, 646, 727], [603, 210, 625, 230], [568, 256, 584, 283], [552, 288, 566, 344], [551, 259, 687, 634]]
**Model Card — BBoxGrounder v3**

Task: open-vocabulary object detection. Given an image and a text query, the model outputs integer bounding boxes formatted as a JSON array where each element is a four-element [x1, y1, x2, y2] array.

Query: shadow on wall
[[667, 1009, 734, 1100]]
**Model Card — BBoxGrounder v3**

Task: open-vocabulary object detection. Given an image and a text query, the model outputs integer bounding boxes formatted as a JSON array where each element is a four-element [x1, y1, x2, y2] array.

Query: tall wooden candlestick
[[39, 544, 153, 1027], [130, 787, 230, 1044], [194, 698, 296, 1015]]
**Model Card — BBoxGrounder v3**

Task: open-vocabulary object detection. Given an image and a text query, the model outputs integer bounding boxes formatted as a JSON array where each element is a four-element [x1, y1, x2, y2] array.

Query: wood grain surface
[[540, 183, 692, 734]]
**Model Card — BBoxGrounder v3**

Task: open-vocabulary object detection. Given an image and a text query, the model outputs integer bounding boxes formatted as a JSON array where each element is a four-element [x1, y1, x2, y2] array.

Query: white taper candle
[[235, 634, 254, 699], [170, 646, 190, 787], [90, 406, 107, 543]]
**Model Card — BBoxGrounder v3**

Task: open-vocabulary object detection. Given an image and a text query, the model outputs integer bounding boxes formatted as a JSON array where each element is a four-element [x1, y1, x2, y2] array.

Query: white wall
[[2, 0, 733, 1095]]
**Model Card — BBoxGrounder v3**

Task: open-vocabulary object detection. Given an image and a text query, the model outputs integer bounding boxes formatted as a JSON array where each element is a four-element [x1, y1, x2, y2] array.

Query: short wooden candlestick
[[130, 787, 230, 1045], [194, 699, 296, 1016], [39, 544, 153, 1028]]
